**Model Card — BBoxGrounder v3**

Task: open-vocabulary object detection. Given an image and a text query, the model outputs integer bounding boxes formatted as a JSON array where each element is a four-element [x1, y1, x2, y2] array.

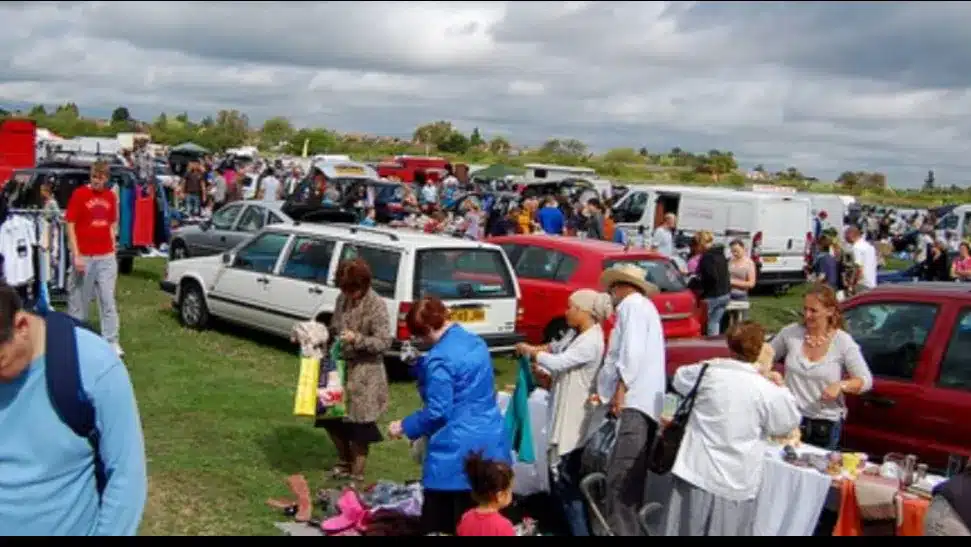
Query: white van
[[612, 185, 812, 292], [801, 193, 856, 236], [936, 204, 971, 241]]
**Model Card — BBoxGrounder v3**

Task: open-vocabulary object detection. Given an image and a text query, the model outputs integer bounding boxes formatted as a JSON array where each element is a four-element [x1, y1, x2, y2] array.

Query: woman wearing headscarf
[[516, 289, 613, 536]]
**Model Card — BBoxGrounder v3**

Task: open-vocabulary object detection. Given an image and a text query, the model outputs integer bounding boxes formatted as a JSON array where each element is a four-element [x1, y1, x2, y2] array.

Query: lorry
[[612, 184, 812, 292], [376, 155, 449, 183]]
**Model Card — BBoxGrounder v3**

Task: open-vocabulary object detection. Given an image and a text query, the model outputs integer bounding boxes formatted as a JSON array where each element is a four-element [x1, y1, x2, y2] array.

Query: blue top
[[402, 325, 511, 491], [536, 206, 565, 235], [813, 253, 840, 290], [0, 327, 148, 536]]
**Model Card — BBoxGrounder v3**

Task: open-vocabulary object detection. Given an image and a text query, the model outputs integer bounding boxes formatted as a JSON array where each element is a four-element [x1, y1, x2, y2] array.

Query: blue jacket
[[401, 325, 511, 491], [537, 206, 565, 235]]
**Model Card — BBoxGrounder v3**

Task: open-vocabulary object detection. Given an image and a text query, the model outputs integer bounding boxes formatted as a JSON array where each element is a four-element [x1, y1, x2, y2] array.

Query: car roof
[[490, 234, 669, 260], [264, 222, 505, 251], [860, 282, 971, 298], [235, 199, 286, 213]]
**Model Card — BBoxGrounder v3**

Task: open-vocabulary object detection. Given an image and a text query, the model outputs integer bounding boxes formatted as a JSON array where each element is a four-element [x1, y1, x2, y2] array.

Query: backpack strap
[[44, 311, 106, 497]]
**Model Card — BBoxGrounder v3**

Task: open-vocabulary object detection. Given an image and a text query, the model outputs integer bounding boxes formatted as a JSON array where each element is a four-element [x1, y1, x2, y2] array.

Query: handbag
[[579, 414, 618, 479], [648, 364, 709, 475]]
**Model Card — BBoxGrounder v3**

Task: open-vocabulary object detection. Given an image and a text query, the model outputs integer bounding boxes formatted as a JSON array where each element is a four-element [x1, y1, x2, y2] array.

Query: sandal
[[330, 464, 350, 479], [348, 474, 365, 483]]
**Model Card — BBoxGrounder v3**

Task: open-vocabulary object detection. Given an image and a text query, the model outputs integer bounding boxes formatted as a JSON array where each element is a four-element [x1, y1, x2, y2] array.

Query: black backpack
[[43, 311, 106, 497]]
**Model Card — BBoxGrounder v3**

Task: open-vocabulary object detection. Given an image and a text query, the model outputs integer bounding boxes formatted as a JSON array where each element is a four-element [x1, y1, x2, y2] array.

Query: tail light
[[396, 302, 412, 341], [516, 299, 525, 332], [804, 231, 814, 268], [751, 231, 763, 264]]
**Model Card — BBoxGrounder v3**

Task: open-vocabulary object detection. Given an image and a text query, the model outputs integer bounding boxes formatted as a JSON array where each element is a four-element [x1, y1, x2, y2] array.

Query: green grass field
[[105, 259, 807, 535]]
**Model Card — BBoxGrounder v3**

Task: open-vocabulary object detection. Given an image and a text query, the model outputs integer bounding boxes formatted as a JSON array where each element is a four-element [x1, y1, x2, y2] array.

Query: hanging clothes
[[0, 215, 37, 287], [119, 182, 134, 249], [133, 183, 156, 247], [503, 356, 537, 464], [155, 182, 171, 245]]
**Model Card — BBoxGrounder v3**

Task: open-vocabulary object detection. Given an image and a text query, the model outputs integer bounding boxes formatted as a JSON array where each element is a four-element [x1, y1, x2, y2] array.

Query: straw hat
[[599, 263, 658, 295]]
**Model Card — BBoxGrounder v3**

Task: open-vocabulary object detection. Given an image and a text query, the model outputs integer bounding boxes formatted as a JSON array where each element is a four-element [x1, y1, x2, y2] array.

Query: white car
[[160, 223, 525, 356]]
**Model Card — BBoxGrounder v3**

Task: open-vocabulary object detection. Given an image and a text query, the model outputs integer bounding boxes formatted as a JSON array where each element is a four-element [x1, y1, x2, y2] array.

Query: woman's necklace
[[804, 330, 833, 349]]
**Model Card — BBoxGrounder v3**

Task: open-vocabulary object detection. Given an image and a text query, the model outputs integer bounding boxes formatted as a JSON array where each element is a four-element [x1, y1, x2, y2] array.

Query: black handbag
[[648, 364, 709, 475]]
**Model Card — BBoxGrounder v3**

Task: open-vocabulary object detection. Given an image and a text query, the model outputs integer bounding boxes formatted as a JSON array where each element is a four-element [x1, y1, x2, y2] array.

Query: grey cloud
[[2, 1, 971, 187]]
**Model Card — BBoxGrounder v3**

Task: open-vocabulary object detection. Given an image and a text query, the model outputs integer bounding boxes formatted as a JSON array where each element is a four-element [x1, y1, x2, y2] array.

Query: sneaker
[[113, 343, 125, 357]]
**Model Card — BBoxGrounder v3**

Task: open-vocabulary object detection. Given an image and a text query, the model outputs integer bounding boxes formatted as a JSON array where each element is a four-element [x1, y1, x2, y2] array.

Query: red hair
[[405, 296, 448, 337]]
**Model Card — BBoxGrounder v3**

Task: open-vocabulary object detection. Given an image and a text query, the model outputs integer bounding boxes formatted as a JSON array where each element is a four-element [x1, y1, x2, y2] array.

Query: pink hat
[[321, 489, 367, 534]]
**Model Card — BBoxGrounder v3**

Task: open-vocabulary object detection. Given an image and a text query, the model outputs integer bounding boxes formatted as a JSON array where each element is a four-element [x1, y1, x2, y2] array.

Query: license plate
[[762, 256, 778, 264], [450, 307, 485, 323]]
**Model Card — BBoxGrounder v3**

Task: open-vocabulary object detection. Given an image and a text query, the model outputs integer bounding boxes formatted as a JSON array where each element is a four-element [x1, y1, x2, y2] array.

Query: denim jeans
[[552, 448, 590, 536], [185, 193, 202, 216], [67, 254, 120, 344], [704, 293, 731, 336]]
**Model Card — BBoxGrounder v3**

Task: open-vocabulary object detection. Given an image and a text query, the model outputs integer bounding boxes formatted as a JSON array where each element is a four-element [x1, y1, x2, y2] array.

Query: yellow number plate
[[762, 256, 778, 264], [450, 308, 486, 323], [334, 165, 365, 177]]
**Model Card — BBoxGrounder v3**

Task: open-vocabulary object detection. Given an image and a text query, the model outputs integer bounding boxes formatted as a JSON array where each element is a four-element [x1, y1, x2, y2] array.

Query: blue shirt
[[813, 253, 839, 290], [536, 206, 565, 235], [0, 327, 147, 536]]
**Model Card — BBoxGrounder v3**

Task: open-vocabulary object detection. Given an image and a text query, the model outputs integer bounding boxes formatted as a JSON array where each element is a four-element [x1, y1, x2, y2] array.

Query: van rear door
[[757, 197, 811, 273]]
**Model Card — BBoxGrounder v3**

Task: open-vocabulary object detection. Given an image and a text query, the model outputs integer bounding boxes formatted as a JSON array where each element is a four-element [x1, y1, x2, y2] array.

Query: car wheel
[[178, 282, 210, 330], [118, 256, 135, 275], [543, 318, 569, 344], [170, 241, 190, 261]]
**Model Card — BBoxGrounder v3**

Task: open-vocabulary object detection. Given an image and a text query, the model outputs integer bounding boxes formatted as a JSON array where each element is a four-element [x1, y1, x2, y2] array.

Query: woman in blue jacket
[[388, 295, 512, 535]]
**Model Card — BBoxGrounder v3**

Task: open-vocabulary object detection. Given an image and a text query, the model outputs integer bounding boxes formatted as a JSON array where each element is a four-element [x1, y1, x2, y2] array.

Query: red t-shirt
[[456, 509, 516, 537], [66, 185, 117, 256]]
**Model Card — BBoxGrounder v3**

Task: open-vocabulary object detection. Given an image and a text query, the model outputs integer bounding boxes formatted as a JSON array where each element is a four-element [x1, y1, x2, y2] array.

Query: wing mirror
[[221, 252, 233, 265]]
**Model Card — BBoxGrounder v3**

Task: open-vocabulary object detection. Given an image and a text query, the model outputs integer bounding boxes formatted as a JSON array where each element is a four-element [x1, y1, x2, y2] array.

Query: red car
[[665, 283, 971, 470], [491, 235, 702, 344]]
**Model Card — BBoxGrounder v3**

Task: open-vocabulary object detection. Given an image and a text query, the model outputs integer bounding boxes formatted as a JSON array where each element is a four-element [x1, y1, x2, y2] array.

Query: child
[[456, 451, 516, 537]]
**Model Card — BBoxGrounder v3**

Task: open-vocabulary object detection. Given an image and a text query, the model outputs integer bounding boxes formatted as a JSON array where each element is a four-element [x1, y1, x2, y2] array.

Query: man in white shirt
[[598, 264, 666, 536], [259, 169, 282, 202], [651, 213, 676, 257], [846, 226, 878, 290]]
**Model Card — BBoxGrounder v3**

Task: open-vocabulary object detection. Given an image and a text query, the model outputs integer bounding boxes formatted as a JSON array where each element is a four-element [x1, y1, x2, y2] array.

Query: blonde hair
[[696, 230, 714, 248], [803, 283, 844, 330], [568, 289, 613, 322], [90, 160, 110, 179]]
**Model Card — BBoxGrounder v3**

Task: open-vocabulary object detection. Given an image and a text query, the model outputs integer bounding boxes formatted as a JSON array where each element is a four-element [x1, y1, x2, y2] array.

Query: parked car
[[160, 223, 525, 357], [489, 234, 702, 344], [664, 282, 971, 470]]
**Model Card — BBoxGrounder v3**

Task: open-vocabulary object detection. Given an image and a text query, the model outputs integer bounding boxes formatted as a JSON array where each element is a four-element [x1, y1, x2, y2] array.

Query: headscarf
[[568, 289, 613, 322]]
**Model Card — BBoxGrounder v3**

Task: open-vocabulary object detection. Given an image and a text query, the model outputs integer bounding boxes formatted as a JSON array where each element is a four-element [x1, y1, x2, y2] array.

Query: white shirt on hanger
[[0, 215, 37, 286]]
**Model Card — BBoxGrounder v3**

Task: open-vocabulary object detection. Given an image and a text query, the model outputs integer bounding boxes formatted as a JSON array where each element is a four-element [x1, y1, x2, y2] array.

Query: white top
[[536, 325, 605, 458], [260, 176, 281, 202], [599, 292, 666, 422], [671, 358, 801, 501], [0, 216, 37, 286], [651, 226, 674, 257], [851, 238, 878, 289]]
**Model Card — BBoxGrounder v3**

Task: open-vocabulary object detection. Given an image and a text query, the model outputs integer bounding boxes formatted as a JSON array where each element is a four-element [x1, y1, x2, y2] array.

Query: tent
[[470, 164, 525, 180], [170, 142, 210, 156]]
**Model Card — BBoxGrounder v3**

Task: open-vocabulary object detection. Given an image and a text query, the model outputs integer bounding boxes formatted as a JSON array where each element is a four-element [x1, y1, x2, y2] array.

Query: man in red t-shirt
[[65, 160, 124, 356]]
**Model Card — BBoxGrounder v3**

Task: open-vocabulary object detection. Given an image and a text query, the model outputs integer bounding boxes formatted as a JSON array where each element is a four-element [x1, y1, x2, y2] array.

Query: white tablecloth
[[497, 390, 551, 496]]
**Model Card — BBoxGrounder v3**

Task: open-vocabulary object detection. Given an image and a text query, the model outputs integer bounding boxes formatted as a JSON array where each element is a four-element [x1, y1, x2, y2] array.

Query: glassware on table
[[946, 454, 969, 478], [902, 454, 918, 488]]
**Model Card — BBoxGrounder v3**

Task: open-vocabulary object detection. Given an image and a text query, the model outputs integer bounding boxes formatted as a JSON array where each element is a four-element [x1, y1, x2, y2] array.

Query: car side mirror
[[221, 252, 232, 265]]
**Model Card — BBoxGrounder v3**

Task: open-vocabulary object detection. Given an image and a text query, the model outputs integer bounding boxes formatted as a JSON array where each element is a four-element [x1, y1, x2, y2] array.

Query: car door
[[207, 231, 292, 332], [507, 244, 578, 342], [842, 299, 942, 460], [266, 236, 340, 335], [192, 203, 244, 256], [917, 305, 971, 469]]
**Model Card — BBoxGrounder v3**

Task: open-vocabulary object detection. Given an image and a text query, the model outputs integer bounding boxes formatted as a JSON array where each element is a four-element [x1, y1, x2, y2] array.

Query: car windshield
[[603, 258, 687, 293], [415, 249, 515, 300]]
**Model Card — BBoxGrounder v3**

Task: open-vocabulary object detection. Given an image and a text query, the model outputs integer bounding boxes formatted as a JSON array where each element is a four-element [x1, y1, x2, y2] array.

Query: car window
[[499, 243, 522, 266], [603, 258, 687, 292], [231, 232, 290, 274], [281, 237, 336, 283], [843, 302, 939, 381], [415, 248, 516, 300], [614, 191, 647, 223], [938, 309, 971, 391], [268, 212, 284, 225], [212, 203, 243, 230], [963, 213, 971, 239], [339, 244, 401, 298], [236, 206, 266, 233], [513, 246, 573, 281]]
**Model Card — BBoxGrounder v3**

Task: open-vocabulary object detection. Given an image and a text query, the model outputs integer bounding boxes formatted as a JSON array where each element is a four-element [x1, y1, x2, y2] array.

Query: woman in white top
[[516, 289, 612, 537], [769, 283, 873, 449], [663, 321, 801, 536]]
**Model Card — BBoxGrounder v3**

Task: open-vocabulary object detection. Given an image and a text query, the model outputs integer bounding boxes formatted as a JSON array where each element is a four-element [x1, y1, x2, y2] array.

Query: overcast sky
[[2, 1, 970, 188]]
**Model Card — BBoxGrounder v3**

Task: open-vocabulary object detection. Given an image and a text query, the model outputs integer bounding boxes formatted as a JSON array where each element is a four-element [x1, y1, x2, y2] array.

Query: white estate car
[[160, 223, 525, 356]]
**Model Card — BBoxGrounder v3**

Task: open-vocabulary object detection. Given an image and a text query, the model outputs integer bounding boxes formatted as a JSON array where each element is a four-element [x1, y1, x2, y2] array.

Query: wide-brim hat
[[600, 263, 658, 295]]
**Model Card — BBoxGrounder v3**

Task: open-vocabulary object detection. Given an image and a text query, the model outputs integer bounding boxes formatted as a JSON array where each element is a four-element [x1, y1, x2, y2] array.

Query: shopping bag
[[579, 415, 618, 479], [648, 364, 709, 475], [317, 341, 347, 419], [293, 356, 320, 417]]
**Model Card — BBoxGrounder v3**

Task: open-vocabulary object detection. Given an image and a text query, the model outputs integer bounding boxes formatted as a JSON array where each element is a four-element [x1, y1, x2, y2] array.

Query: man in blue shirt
[[536, 196, 565, 235], [0, 284, 147, 536]]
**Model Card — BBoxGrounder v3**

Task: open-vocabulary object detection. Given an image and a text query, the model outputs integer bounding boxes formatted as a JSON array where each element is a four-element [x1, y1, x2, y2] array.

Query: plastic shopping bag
[[317, 341, 347, 419], [579, 414, 618, 479], [293, 356, 321, 417]]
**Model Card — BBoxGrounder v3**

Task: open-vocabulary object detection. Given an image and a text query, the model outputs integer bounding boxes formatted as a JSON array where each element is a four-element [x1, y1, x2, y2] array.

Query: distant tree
[[753, 164, 765, 173], [488, 136, 511, 155], [412, 121, 455, 148], [469, 127, 484, 147], [924, 169, 935, 190], [638, 147, 648, 157], [603, 147, 640, 163], [28, 104, 47, 117], [259, 116, 294, 150], [437, 131, 470, 154], [111, 106, 131, 124]]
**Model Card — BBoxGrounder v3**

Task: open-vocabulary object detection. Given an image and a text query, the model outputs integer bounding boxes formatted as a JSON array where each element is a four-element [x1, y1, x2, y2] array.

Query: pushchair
[[579, 472, 663, 536]]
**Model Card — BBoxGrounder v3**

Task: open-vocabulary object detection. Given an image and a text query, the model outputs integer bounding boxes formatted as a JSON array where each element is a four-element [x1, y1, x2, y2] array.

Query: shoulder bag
[[648, 364, 709, 475]]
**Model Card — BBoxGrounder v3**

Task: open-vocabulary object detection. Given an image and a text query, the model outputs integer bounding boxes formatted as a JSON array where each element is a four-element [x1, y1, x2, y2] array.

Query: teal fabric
[[503, 356, 536, 464]]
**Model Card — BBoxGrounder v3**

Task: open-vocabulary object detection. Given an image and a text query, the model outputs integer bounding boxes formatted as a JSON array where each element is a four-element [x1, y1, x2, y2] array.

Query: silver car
[[169, 200, 291, 260]]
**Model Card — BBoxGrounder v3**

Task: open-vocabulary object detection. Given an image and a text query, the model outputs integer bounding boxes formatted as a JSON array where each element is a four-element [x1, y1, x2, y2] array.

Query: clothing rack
[[2, 208, 69, 306]]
